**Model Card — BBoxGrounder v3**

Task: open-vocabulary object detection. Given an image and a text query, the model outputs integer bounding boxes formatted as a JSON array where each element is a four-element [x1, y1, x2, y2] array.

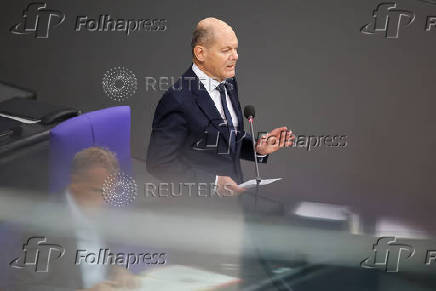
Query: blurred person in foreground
[[68, 147, 139, 290], [2, 147, 139, 290]]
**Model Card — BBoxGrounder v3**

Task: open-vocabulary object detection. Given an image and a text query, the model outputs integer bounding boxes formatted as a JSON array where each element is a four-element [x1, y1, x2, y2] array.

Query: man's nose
[[231, 49, 238, 61]]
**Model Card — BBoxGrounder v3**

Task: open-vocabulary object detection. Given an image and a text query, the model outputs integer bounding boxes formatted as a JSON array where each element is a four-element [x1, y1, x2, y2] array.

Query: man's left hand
[[255, 126, 294, 155]]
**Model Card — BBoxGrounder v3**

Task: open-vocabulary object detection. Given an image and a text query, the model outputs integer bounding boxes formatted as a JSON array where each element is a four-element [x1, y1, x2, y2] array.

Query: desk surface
[[0, 122, 54, 161]]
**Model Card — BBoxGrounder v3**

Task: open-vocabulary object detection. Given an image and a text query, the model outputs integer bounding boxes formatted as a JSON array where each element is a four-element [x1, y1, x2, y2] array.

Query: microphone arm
[[248, 116, 261, 185]]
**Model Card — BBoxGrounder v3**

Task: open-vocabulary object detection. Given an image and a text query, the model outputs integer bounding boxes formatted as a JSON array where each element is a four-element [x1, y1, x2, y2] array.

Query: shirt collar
[[65, 189, 91, 225], [192, 63, 226, 94]]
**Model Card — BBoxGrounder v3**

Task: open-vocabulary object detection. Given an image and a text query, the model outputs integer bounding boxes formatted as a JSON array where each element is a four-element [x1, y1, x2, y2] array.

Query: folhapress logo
[[9, 237, 65, 272], [361, 2, 415, 38], [10, 2, 65, 38], [361, 237, 415, 272]]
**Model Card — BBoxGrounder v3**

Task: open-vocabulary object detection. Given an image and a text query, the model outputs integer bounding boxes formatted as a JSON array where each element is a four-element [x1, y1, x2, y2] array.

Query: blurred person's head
[[192, 17, 238, 82], [69, 147, 119, 208]]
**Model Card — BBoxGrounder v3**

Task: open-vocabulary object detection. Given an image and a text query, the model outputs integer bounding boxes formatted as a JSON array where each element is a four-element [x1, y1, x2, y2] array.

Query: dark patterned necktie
[[216, 83, 236, 154]]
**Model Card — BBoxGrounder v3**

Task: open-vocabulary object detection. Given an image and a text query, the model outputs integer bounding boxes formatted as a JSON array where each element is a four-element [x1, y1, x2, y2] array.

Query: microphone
[[244, 105, 255, 120], [244, 105, 261, 185]]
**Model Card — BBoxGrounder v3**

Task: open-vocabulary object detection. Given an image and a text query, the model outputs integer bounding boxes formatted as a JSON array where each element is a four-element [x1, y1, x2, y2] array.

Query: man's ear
[[70, 173, 79, 184], [69, 180, 79, 195], [69, 174, 83, 192], [194, 45, 206, 62]]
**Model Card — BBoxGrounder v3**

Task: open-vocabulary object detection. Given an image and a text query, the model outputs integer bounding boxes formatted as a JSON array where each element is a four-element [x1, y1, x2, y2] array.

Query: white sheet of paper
[[122, 265, 240, 291], [0, 113, 40, 124], [238, 178, 282, 189]]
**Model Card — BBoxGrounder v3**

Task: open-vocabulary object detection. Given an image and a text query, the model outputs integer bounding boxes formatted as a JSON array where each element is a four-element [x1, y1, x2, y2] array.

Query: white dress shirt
[[192, 64, 267, 185], [192, 63, 240, 186], [66, 191, 107, 288], [191, 64, 266, 186], [192, 63, 239, 129]]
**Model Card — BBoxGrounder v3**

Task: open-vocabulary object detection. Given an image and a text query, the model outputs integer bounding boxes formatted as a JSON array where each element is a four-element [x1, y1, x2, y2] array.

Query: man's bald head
[[191, 17, 233, 58], [191, 17, 239, 81]]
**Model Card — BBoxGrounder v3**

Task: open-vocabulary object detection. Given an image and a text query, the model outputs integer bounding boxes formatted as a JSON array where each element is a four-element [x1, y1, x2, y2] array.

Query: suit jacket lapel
[[184, 67, 231, 145]]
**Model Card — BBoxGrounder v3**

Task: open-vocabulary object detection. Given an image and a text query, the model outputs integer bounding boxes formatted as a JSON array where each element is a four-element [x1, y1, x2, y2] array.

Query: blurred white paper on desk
[[126, 265, 240, 290], [0, 113, 40, 124], [238, 178, 282, 189]]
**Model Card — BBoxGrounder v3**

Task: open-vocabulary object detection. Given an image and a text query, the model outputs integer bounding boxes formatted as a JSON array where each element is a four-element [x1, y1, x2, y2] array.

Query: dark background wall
[[1, 0, 435, 223]]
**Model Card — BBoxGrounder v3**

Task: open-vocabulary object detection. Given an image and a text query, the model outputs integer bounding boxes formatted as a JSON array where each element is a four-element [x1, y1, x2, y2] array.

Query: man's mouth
[[226, 64, 235, 69]]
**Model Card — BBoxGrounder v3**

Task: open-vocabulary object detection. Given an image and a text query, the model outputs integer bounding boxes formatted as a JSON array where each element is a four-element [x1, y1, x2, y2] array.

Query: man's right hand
[[80, 281, 118, 291], [82, 266, 140, 290], [216, 176, 246, 196]]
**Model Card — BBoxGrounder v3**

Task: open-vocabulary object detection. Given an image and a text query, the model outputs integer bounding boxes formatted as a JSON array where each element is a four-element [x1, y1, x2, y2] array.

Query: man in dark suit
[[146, 17, 294, 196]]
